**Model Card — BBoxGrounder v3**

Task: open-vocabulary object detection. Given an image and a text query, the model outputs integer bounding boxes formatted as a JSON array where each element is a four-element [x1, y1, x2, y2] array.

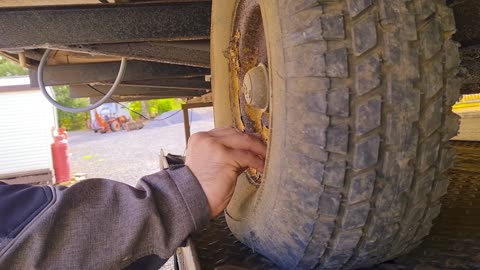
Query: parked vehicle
[[89, 104, 130, 133]]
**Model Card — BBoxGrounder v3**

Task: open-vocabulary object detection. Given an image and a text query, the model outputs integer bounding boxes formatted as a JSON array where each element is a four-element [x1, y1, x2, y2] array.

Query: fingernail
[[234, 127, 244, 134]]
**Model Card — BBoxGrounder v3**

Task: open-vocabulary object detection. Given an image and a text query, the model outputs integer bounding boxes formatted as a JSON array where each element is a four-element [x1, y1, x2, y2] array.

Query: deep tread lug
[[324, 159, 347, 188], [355, 95, 382, 135], [355, 54, 381, 95], [349, 171, 376, 204], [420, 21, 442, 60], [347, 0, 372, 17], [422, 56, 444, 99], [420, 97, 443, 137], [328, 87, 350, 117], [319, 190, 342, 217], [342, 202, 371, 230], [417, 133, 441, 172], [326, 48, 349, 78], [353, 135, 380, 170], [352, 15, 377, 55], [414, 0, 436, 21], [322, 14, 345, 40], [326, 125, 349, 155]]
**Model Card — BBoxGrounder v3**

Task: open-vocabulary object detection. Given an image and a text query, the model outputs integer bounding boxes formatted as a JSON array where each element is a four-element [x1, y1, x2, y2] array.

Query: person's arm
[[0, 127, 266, 270], [0, 167, 208, 270]]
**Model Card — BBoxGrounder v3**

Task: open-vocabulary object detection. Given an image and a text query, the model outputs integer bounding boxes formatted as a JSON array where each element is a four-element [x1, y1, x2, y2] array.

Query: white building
[[0, 76, 56, 184]]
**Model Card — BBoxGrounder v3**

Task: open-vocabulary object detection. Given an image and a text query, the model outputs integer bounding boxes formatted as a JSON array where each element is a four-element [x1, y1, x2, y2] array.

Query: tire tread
[[278, 0, 461, 268]]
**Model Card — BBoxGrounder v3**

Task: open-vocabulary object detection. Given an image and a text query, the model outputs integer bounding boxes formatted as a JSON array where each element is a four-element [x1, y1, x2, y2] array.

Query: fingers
[[215, 132, 267, 158], [190, 127, 267, 164], [249, 132, 263, 140], [207, 127, 262, 139], [207, 126, 243, 137], [204, 127, 267, 159], [228, 149, 265, 172]]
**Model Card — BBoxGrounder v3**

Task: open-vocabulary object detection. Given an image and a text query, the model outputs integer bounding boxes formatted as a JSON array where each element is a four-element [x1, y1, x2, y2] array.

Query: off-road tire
[[110, 120, 121, 132], [211, 0, 461, 269]]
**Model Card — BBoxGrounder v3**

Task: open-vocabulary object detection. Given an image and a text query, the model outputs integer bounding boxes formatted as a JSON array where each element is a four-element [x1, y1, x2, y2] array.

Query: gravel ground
[[68, 108, 214, 269], [69, 108, 214, 186]]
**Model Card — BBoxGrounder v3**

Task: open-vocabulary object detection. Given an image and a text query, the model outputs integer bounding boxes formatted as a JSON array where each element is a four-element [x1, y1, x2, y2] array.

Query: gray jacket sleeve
[[0, 166, 210, 270]]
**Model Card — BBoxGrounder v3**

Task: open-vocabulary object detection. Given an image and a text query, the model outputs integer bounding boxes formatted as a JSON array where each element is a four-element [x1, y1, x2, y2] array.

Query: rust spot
[[229, 0, 269, 184]]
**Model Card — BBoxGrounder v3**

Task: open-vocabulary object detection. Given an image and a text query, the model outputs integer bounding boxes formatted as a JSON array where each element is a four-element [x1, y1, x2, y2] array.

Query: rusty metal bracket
[[182, 102, 213, 144]]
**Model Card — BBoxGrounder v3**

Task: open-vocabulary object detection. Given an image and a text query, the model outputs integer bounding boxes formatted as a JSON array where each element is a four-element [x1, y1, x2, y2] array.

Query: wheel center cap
[[243, 63, 269, 110]]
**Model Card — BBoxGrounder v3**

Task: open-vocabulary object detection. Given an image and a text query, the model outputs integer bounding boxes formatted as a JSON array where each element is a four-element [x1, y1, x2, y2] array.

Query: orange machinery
[[92, 109, 129, 133]]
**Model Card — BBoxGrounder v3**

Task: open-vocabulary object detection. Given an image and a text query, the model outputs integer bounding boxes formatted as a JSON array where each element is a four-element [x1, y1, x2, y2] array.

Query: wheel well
[[451, 0, 480, 94]]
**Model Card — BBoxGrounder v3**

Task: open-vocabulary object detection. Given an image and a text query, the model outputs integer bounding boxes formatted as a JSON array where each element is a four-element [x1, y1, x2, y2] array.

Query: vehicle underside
[[1, 0, 480, 269]]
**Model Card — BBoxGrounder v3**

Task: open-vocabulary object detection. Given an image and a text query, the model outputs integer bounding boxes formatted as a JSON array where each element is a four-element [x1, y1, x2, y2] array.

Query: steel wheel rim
[[229, 0, 270, 185]]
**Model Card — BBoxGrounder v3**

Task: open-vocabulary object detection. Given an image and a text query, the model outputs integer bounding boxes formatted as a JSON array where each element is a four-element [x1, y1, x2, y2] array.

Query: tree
[[0, 56, 28, 77], [53, 86, 90, 130], [0, 56, 182, 128], [128, 98, 183, 120]]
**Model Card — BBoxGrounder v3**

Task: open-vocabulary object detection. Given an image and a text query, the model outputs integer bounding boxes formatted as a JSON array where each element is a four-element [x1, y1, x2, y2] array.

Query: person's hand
[[185, 127, 266, 218]]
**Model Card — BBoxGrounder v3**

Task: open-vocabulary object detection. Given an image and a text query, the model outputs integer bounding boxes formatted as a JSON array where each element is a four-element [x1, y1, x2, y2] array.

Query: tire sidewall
[[212, 1, 306, 268]]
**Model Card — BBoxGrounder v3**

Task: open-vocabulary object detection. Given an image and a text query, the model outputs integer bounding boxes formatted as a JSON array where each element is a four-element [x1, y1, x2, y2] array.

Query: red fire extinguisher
[[59, 127, 68, 139], [51, 133, 71, 183]]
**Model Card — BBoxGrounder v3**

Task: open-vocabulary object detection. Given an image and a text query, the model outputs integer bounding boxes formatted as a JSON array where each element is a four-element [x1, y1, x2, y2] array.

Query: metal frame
[[61, 42, 210, 68], [98, 79, 211, 91], [88, 92, 208, 104], [0, 2, 211, 50], [70, 83, 209, 98], [182, 102, 213, 144], [29, 60, 209, 87]]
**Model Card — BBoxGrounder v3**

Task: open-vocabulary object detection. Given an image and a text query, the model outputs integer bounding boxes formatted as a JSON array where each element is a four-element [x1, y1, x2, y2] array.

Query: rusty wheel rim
[[229, 0, 269, 186]]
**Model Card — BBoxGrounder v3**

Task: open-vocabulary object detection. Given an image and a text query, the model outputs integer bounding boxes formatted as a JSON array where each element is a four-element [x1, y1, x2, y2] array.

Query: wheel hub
[[243, 64, 269, 110]]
